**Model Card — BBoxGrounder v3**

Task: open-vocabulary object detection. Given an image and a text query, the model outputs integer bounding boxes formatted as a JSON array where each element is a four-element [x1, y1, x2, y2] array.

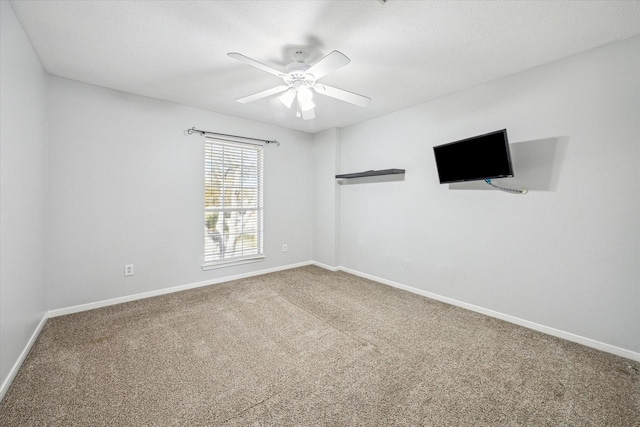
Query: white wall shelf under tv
[[335, 169, 405, 179]]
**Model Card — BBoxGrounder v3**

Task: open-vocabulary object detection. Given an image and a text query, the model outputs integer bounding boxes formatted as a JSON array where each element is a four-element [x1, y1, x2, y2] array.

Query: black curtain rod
[[186, 127, 280, 146]]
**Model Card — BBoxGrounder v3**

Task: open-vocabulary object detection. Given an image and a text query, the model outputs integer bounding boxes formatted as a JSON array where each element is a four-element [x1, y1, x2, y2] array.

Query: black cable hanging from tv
[[186, 127, 280, 146], [485, 179, 528, 195]]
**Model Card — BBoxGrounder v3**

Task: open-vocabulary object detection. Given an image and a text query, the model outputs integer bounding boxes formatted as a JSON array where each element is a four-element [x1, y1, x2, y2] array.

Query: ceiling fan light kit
[[228, 50, 370, 120], [278, 88, 296, 109]]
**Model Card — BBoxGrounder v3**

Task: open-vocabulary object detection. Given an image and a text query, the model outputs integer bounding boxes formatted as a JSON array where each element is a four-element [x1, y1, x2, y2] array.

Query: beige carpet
[[1, 266, 638, 426]]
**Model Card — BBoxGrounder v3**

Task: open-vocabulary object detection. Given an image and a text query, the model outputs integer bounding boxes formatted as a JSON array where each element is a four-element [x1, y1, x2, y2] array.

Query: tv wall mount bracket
[[485, 179, 528, 195]]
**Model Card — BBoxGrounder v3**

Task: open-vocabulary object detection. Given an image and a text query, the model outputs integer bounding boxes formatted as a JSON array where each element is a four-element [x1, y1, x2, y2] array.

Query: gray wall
[[0, 2, 49, 389], [312, 128, 341, 267], [317, 35, 639, 353], [46, 76, 315, 310]]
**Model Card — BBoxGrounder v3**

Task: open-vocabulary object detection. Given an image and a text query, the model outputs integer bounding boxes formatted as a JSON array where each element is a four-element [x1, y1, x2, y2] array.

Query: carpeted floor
[[1, 266, 638, 426]]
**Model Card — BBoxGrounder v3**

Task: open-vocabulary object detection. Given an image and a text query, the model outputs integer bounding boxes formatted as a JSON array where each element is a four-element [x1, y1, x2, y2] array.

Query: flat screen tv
[[433, 129, 514, 184]]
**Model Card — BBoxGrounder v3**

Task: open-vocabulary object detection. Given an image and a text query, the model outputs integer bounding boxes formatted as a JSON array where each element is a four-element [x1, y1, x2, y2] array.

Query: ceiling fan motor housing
[[284, 61, 315, 88]]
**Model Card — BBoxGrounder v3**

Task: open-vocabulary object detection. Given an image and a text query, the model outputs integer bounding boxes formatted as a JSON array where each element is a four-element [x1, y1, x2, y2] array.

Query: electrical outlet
[[282, 244, 288, 253], [124, 264, 134, 276]]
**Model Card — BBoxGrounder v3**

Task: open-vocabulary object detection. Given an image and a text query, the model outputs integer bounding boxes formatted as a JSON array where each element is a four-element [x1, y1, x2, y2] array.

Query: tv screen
[[433, 129, 514, 184]]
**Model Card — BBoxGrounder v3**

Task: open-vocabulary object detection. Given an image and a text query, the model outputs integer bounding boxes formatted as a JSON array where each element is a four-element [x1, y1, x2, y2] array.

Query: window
[[203, 137, 264, 269]]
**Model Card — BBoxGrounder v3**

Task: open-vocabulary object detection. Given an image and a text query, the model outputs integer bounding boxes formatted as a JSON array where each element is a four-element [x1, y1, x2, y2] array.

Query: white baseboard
[[311, 261, 340, 272], [336, 265, 640, 363], [48, 260, 315, 318], [51, 260, 640, 361], [2, 261, 316, 401], [0, 313, 49, 402], [4, 260, 637, 403]]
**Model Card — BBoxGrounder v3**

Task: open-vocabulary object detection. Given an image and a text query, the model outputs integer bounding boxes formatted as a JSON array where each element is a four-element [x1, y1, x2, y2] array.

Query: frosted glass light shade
[[279, 88, 296, 108]]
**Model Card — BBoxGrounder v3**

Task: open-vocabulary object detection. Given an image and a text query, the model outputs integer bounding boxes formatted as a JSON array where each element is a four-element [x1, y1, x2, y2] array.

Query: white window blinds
[[203, 137, 264, 269]]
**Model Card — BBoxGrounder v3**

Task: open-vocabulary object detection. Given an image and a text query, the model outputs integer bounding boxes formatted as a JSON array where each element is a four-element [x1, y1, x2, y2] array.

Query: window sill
[[202, 255, 266, 270]]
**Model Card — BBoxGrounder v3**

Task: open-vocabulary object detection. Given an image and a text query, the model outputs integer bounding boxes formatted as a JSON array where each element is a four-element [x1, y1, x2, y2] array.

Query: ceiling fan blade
[[227, 52, 285, 77], [300, 107, 316, 120], [237, 85, 289, 103], [306, 50, 350, 80], [314, 84, 371, 107]]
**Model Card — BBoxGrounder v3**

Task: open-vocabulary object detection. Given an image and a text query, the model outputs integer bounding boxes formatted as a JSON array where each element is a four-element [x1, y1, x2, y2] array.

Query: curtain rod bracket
[[186, 127, 280, 146]]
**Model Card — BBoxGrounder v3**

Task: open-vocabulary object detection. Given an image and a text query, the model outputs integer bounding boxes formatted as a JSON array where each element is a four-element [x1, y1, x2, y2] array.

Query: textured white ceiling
[[9, 0, 640, 134]]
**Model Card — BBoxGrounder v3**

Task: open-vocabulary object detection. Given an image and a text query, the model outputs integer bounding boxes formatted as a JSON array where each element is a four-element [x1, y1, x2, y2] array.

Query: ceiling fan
[[227, 50, 371, 120]]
